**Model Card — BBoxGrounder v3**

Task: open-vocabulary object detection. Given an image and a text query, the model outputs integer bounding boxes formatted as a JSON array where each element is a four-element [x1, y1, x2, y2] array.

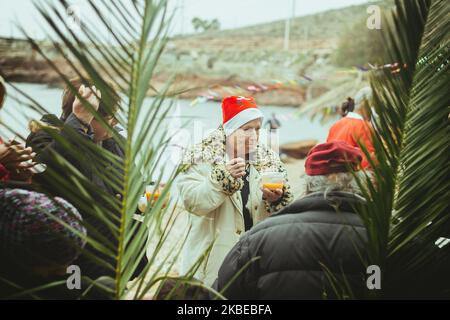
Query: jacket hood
[[273, 191, 366, 217]]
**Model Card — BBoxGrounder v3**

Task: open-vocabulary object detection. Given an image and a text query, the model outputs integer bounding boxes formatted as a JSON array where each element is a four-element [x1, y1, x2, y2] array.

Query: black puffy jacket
[[216, 191, 368, 300]]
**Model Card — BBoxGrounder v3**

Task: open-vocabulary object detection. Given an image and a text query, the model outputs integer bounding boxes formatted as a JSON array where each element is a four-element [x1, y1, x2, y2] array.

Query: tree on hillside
[[192, 17, 220, 33]]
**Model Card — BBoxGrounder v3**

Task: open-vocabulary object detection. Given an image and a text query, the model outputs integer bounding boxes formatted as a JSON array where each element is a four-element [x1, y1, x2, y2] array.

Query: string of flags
[[190, 62, 407, 107], [368, 62, 408, 74]]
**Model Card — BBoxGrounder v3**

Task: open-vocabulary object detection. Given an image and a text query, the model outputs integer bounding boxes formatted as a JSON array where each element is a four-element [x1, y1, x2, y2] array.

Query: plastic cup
[[145, 185, 160, 201], [261, 171, 284, 190]]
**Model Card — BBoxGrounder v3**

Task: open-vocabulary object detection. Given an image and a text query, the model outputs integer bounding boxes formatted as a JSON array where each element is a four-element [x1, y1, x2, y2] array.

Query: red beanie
[[222, 96, 264, 136], [305, 141, 363, 176]]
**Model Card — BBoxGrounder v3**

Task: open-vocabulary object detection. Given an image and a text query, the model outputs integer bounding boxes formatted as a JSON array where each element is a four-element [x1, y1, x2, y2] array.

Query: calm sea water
[[1, 83, 331, 142], [1, 82, 333, 185]]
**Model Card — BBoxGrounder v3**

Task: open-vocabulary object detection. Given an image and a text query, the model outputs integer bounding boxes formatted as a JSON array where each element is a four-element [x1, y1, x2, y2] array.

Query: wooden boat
[[280, 140, 318, 159]]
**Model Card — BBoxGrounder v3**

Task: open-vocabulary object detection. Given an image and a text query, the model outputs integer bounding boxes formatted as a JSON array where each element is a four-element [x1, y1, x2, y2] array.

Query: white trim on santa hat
[[223, 107, 264, 136]]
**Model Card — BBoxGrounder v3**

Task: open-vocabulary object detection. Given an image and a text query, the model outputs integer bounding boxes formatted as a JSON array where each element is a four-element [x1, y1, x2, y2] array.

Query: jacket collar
[[30, 114, 90, 133], [34, 114, 94, 136], [273, 191, 365, 216], [182, 125, 281, 173]]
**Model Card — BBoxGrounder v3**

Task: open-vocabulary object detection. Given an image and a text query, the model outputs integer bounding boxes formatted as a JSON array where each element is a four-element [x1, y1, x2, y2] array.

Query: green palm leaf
[[356, 0, 449, 298], [0, 0, 205, 300]]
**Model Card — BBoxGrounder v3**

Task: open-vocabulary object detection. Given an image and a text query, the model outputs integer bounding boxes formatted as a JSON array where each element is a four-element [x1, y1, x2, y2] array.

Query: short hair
[[304, 171, 366, 195], [61, 77, 120, 121], [340, 97, 355, 117]]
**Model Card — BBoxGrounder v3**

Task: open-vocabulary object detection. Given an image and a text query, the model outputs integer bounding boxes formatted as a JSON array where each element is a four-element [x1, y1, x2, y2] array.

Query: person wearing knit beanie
[[0, 188, 87, 277], [303, 141, 365, 195], [178, 95, 293, 286]]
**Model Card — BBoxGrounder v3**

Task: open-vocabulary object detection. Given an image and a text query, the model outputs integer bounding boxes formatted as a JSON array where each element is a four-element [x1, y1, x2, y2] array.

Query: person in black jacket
[[26, 78, 147, 282], [27, 78, 124, 198], [215, 141, 368, 299]]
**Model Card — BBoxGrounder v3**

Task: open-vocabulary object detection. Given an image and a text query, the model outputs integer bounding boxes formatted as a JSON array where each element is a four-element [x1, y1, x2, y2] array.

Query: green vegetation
[[0, 0, 213, 300], [332, 16, 385, 67], [331, 0, 450, 298]]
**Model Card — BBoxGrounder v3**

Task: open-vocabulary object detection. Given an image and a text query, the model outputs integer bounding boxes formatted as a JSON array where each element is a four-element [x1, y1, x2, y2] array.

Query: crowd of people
[[0, 73, 376, 299], [0, 77, 146, 299], [175, 88, 375, 299]]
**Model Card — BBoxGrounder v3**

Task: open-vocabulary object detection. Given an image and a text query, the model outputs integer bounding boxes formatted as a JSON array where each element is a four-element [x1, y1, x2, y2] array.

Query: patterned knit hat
[[0, 189, 87, 268]]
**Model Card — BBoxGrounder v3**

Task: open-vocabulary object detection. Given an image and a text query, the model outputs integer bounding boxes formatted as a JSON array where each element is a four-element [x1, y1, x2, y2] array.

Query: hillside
[[173, 2, 374, 50], [1, 0, 392, 106]]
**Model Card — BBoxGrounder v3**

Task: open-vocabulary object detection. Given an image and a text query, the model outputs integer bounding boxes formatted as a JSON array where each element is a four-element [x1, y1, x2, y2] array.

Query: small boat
[[280, 140, 318, 159]]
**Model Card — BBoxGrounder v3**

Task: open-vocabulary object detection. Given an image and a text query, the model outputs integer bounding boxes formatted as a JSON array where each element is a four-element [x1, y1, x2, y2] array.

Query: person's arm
[[356, 122, 376, 167], [0, 140, 35, 183], [27, 85, 101, 169], [360, 122, 375, 153], [177, 163, 243, 216], [215, 234, 256, 299]]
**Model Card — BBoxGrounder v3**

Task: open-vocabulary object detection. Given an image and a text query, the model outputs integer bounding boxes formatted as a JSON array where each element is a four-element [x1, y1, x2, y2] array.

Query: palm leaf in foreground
[[355, 0, 449, 298], [0, 0, 204, 299]]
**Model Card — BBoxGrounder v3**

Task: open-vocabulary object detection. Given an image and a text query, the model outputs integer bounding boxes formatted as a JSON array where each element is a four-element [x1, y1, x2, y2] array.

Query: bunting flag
[[189, 62, 406, 106]]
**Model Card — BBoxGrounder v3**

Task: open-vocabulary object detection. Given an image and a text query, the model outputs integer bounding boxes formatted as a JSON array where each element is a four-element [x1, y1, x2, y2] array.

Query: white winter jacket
[[177, 127, 293, 286]]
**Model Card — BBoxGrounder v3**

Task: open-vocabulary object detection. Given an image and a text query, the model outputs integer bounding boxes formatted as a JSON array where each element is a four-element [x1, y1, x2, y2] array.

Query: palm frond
[[356, 0, 449, 298]]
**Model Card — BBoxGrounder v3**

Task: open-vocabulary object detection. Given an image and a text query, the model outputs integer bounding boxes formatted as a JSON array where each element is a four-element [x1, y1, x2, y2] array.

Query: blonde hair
[[304, 171, 366, 195]]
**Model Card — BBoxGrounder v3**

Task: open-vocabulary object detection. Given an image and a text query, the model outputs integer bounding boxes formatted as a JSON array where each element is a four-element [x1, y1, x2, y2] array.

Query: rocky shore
[[0, 55, 306, 107]]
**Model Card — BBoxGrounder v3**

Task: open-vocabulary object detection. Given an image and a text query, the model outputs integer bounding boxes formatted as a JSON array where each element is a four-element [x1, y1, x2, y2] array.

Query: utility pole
[[180, 0, 185, 35], [283, 0, 296, 51]]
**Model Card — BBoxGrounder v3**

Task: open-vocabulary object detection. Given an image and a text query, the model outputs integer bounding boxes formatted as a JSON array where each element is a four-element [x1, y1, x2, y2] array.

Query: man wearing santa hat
[[177, 96, 293, 286]]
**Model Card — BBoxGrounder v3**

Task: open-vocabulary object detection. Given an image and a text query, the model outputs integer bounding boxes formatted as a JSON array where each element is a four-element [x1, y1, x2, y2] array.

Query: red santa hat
[[222, 96, 264, 136], [305, 141, 363, 176]]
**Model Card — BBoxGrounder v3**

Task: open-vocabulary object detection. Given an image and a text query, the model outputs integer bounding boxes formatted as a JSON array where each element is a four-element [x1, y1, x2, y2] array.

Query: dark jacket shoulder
[[216, 192, 368, 300]]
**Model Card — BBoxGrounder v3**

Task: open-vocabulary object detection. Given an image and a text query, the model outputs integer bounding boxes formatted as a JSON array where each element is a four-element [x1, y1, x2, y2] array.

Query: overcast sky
[[0, 0, 372, 39]]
